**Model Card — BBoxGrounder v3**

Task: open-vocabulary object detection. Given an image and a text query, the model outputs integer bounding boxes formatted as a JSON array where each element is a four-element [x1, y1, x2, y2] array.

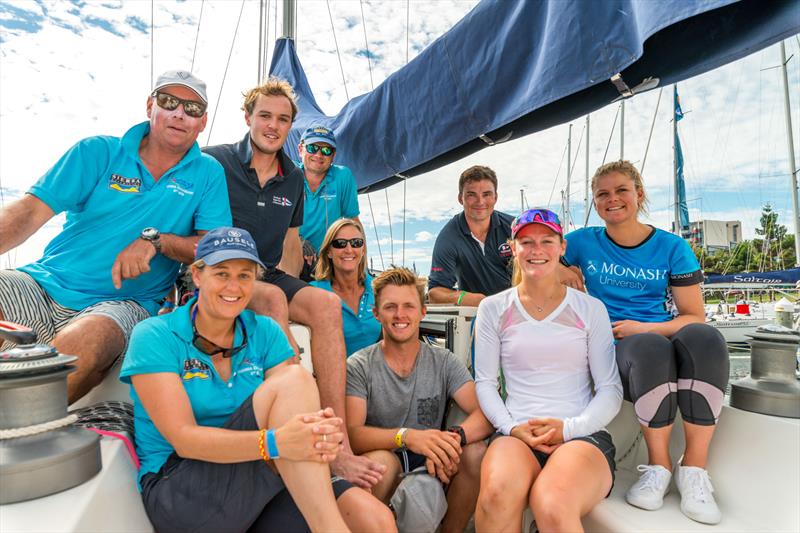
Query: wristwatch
[[447, 425, 467, 447], [140, 227, 162, 254]]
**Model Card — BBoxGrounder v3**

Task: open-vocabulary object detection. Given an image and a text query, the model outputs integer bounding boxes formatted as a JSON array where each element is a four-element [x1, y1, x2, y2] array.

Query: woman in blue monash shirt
[[561, 161, 729, 525], [121, 227, 393, 533]]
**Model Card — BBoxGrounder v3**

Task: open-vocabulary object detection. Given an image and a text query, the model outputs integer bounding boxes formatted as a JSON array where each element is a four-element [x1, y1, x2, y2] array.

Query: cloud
[[415, 231, 434, 242]]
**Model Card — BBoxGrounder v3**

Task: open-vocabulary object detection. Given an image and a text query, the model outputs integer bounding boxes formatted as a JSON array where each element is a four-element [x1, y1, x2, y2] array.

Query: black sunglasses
[[331, 238, 365, 249], [153, 91, 207, 118], [305, 143, 335, 156], [191, 305, 247, 358]]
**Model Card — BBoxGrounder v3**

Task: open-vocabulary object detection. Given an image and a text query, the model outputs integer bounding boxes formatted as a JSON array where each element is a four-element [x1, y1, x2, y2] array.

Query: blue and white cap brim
[[302, 135, 336, 149], [202, 249, 265, 270]]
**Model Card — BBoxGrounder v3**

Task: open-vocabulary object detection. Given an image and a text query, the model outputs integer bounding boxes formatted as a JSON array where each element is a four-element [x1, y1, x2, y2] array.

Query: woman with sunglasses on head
[[311, 218, 381, 357], [474, 209, 623, 533], [121, 227, 394, 533], [561, 160, 729, 525]]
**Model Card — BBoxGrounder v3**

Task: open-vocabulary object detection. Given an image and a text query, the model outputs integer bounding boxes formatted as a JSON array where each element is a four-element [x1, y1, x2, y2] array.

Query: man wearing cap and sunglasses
[[296, 125, 361, 258], [204, 77, 387, 490], [0, 70, 231, 402]]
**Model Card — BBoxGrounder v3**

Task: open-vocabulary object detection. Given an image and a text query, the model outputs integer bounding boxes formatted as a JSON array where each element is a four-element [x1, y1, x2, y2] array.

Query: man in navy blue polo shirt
[[0, 70, 232, 402], [204, 77, 386, 490], [428, 165, 513, 307]]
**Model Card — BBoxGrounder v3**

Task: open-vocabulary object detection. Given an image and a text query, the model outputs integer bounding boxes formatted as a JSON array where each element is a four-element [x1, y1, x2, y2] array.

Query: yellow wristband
[[394, 427, 408, 448]]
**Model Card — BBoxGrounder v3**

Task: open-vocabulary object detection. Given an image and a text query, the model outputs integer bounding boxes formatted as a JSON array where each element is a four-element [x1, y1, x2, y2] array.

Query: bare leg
[[530, 441, 612, 533], [682, 422, 715, 468], [53, 315, 125, 403], [642, 424, 674, 470], [249, 280, 301, 356], [476, 437, 540, 533], [336, 489, 397, 533], [252, 365, 349, 533], [361, 450, 402, 503], [442, 440, 486, 533]]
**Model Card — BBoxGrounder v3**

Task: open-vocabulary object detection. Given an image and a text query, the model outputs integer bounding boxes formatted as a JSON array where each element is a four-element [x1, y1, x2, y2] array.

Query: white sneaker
[[675, 464, 722, 525], [625, 464, 672, 511]]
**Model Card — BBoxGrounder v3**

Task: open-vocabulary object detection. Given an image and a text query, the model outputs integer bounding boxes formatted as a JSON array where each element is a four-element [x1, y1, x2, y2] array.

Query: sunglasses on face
[[304, 143, 335, 156], [512, 209, 563, 234], [153, 91, 207, 118], [331, 238, 365, 249], [191, 305, 248, 358]]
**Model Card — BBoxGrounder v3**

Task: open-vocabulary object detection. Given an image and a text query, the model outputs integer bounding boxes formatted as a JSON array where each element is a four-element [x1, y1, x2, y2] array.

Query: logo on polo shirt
[[498, 242, 512, 259], [108, 174, 141, 193], [239, 357, 264, 378], [182, 358, 211, 381], [273, 196, 293, 207], [167, 176, 195, 197]]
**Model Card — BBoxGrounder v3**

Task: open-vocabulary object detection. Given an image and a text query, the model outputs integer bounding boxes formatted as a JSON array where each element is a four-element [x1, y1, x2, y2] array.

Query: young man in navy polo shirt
[[428, 165, 514, 307], [0, 71, 231, 402], [204, 77, 386, 490]]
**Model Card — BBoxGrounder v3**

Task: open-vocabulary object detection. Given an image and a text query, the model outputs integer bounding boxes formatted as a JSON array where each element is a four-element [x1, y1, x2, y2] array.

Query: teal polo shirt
[[120, 297, 294, 484], [297, 163, 360, 252], [311, 274, 381, 356], [20, 122, 232, 316]]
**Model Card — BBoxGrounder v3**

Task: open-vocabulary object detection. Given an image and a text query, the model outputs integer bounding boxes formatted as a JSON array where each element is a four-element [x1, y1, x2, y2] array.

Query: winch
[[0, 321, 101, 504], [730, 325, 800, 419]]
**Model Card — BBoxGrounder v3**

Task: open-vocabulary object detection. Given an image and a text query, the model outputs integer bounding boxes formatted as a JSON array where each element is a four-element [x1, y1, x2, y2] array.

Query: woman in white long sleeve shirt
[[474, 208, 622, 533]]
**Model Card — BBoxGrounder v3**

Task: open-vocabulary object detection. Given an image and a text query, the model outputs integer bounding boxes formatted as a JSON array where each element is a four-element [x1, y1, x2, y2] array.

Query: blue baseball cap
[[195, 227, 265, 269], [300, 125, 337, 149]]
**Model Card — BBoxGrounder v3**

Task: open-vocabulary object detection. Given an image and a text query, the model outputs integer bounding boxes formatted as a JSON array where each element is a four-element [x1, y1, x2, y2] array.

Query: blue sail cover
[[270, 0, 800, 192], [705, 268, 800, 286]]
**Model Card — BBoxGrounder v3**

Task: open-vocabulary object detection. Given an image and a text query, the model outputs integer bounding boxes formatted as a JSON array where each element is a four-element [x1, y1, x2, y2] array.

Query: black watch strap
[[447, 425, 467, 447]]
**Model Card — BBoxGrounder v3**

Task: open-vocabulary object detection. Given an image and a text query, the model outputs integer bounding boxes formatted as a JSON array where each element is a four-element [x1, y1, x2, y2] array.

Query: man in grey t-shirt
[[346, 268, 492, 533]]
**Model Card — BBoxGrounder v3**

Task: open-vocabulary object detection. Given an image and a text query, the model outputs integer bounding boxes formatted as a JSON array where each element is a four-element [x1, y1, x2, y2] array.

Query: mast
[[585, 114, 590, 222], [673, 85, 680, 235], [780, 41, 800, 266], [620, 100, 625, 159], [566, 123, 572, 230], [282, 0, 296, 39]]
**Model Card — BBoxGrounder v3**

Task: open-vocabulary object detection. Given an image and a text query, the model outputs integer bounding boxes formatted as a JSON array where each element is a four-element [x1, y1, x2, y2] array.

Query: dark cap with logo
[[195, 227, 265, 269]]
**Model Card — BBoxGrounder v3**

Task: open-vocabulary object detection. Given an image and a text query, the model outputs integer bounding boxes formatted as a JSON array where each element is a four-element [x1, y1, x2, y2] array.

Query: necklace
[[523, 286, 563, 313]]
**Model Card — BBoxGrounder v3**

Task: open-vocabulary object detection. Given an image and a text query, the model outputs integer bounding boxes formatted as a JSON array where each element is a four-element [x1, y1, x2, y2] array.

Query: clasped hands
[[274, 407, 344, 463], [404, 428, 463, 484], [510, 417, 565, 454]]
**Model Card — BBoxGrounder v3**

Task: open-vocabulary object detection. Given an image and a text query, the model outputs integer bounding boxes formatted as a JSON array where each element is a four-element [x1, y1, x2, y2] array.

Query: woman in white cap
[[121, 227, 394, 533], [474, 209, 622, 533]]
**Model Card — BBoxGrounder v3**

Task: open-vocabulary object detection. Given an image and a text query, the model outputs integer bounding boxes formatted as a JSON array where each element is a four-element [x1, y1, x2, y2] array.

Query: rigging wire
[[191, 0, 205, 72], [258, 0, 264, 83], [326, 1, 350, 100], [359, 0, 392, 266], [402, 0, 410, 267], [640, 87, 663, 174], [150, 0, 154, 89], [367, 194, 386, 270], [584, 105, 622, 225], [547, 141, 569, 207], [264, 0, 271, 80], [205, 0, 246, 147]]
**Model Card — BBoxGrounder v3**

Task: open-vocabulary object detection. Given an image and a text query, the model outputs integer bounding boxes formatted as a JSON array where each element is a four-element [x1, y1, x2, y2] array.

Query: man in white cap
[[0, 70, 231, 402]]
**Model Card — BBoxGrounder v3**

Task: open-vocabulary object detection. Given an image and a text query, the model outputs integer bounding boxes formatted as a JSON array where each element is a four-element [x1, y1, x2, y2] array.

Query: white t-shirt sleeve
[[474, 295, 517, 435], [561, 297, 623, 441]]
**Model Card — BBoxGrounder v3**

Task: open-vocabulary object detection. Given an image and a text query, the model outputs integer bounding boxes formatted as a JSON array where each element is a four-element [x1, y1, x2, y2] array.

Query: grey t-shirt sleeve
[[346, 348, 370, 399], [444, 349, 473, 398]]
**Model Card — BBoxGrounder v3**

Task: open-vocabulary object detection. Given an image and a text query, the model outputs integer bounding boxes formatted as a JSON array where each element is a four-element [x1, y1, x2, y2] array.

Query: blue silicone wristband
[[266, 429, 280, 459]]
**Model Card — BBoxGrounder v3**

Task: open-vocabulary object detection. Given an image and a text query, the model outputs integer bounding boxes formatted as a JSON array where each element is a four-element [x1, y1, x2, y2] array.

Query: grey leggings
[[615, 323, 729, 428]]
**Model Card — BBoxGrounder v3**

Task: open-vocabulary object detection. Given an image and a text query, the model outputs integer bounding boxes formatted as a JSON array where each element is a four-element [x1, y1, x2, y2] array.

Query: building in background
[[675, 219, 742, 252]]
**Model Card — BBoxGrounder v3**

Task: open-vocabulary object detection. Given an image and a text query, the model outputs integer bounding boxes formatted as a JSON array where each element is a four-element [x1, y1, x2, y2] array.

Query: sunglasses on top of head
[[331, 238, 365, 249], [304, 143, 335, 156], [152, 91, 207, 118]]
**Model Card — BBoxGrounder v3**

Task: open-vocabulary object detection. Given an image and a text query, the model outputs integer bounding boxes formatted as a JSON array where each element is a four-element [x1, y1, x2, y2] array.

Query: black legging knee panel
[[616, 324, 729, 428]]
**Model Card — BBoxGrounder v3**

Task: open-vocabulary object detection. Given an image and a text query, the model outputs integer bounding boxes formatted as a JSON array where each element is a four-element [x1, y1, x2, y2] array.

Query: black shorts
[[262, 268, 308, 302], [394, 448, 428, 473], [140, 395, 352, 533], [489, 430, 616, 496]]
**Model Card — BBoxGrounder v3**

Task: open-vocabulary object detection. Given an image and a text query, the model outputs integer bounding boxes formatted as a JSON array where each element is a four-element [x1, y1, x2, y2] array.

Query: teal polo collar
[[122, 121, 201, 171]]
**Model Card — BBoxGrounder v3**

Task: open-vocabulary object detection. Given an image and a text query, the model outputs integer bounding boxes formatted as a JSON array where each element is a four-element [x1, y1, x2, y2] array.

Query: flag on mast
[[674, 87, 690, 231]]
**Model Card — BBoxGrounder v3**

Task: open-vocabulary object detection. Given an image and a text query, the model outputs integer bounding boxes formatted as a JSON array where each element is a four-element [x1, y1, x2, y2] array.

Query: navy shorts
[[262, 268, 308, 302], [394, 448, 428, 473], [489, 430, 616, 496], [140, 395, 352, 533]]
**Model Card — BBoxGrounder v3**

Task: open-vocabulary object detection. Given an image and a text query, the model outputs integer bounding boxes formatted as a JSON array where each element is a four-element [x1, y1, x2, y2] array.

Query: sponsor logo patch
[[182, 358, 211, 381], [167, 176, 195, 197], [108, 174, 141, 193], [273, 196, 293, 207]]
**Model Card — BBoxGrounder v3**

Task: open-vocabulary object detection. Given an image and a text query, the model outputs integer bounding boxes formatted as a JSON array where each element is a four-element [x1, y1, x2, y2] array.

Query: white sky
[[1, 0, 798, 273]]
